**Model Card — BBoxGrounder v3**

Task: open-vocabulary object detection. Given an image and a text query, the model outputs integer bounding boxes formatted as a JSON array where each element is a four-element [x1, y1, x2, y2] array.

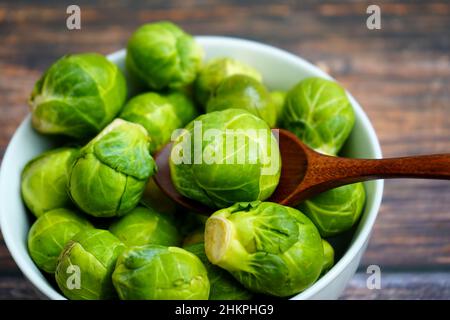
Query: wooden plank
[[341, 271, 450, 300], [0, 275, 38, 300]]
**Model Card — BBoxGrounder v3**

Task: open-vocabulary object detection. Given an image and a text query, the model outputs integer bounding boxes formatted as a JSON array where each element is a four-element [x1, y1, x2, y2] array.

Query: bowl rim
[[0, 35, 383, 300]]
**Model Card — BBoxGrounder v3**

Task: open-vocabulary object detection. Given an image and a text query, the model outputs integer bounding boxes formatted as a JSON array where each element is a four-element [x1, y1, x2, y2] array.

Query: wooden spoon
[[154, 129, 450, 215]]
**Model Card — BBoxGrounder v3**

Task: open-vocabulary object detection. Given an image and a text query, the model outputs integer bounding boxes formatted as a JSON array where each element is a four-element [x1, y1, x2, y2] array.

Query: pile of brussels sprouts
[[23, 21, 365, 300]]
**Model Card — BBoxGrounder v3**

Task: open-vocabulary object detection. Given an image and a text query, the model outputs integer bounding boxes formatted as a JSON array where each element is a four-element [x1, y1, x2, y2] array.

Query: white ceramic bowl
[[0, 37, 383, 300]]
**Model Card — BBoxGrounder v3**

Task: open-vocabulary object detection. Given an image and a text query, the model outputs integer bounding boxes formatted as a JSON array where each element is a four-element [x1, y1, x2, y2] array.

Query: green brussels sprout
[[204, 202, 324, 297], [185, 243, 252, 300], [109, 206, 180, 246], [21, 148, 79, 217], [270, 90, 287, 125], [112, 245, 210, 300], [281, 77, 355, 155], [120, 91, 198, 154], [27, 208, 93, 273], [297, 183, 366, 237], [29, 53, 127, 139], [126, 21, 203, 90], [170, 109, 281, 208], [68, 119, 156, 217], [55, 229, 125, 300], [194, 57, 262, 106], [321, 239, 335, 275], [183, 227, 205, 247], [206, 75, 276, 128]]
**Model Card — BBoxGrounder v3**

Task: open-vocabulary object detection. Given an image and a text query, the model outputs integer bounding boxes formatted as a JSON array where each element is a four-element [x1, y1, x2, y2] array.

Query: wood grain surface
[[0, 0, 449, 299]]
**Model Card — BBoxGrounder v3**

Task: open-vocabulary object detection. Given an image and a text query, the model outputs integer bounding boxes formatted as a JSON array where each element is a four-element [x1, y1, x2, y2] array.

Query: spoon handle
[[290, 153, 450, 203], [324, 153, 450, 181]]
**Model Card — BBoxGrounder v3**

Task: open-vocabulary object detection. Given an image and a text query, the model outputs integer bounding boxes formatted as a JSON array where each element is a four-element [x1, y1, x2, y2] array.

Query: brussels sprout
[[281, 77, 355, 155], [206, 75, 276, 128], [29, 53, 127, 139], [204, 202, 324, 297], [126, 21, 203, 90], [55, 229, 125, 300], [183, 227, 205, 247], [194, 57, 262, 106], [170, 109, 281, 208], [112, 245, 209, 300], [185, 243, 252, 300], [28, 208, 92, 273], [270, 90, 286, 125], [321, 239, 335, 275], [69, 119, 156, 217], [21, 148, 79, 217], [297, 183, 366, 237], [120, 91, 198, 154], [109, 206, 180, 246]]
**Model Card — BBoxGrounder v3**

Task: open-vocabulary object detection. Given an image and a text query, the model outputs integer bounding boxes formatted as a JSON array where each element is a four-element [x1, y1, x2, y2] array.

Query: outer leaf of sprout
[[30, 53, 127, 139], [112, 245, 209, 300], [126, 21, 203, 90], [68, 119, 156, 217], [21, 148, 79, 217], [281, 77, 355, 156], [55, 229, 125, 300], [321, 239, 335, 275], [297, 183, 366, 237], [28, 208, 93, 273]]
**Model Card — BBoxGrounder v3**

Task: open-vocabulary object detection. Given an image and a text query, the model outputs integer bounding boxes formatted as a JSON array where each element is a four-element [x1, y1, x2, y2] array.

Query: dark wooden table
[[0, 0, 449, 299]]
